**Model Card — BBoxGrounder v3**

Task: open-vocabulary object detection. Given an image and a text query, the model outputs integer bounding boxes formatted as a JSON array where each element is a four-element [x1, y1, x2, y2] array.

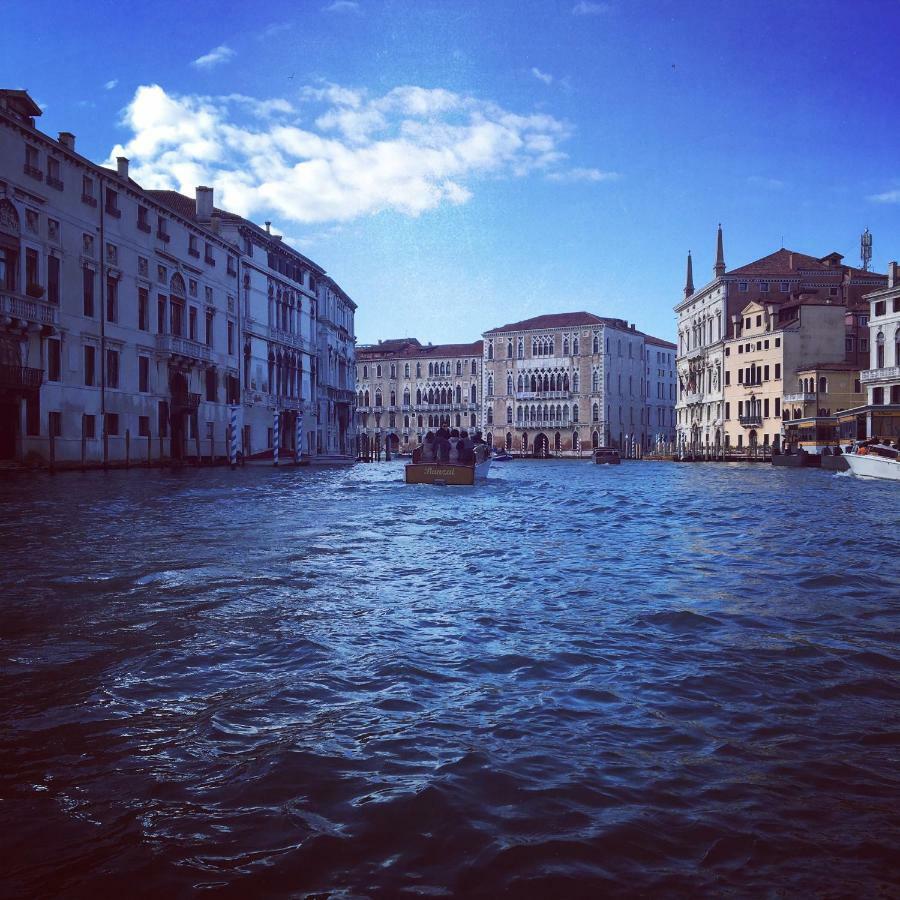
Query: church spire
[[714, 223, 725, 277], [684, 251, 694, 298]]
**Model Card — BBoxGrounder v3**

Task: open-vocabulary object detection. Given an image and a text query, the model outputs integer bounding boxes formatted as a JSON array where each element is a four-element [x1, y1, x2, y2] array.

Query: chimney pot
[[265, 221, 271, 234], [58, 131, 75, 150], [116, 156, 129, 179], [195, 186, 214, 222], [889, 261, 898, 288]]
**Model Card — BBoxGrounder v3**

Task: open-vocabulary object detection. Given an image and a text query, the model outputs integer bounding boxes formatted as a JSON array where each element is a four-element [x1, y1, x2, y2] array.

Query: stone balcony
[[0, 364, 42, 391], [861, 366, 900, 385], [0, 290, 59, 329], [156, 334, 212, 363], [739, 414, 763, 428], [515, 390, 572, 400], [243, 388, 302, 410], [783, 392, 815, 404]]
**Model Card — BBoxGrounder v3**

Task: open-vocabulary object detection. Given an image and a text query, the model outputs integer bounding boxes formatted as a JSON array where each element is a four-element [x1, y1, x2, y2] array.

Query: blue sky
[[5, 0, 900, 344]]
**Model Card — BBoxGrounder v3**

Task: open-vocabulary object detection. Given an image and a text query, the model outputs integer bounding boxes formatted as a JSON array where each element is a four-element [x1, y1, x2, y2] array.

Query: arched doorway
[[169, 371, 189, 459], [505, 432, 512, 451], [387, 433, 400, 452], [533, 432, 549, 459], [554, 431, 561, 452], [749, 429, 758, 452], [591, 430, 600, 449]]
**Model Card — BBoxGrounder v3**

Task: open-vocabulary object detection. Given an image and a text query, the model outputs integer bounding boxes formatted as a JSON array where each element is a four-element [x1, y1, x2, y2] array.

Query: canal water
[[1, 461, 898, 897]]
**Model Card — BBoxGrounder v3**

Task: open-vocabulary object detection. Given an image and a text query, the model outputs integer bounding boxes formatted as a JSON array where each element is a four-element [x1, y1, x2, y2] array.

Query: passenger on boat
[[435, 426, 451, 462], [421, 431, 436, 461], [458, 430, 475, 464], [448, 429, 461, 462]]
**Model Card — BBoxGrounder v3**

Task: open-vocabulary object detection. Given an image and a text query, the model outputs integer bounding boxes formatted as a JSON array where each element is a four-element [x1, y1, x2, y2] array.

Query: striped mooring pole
[[273, 409, 280, 466], [229, 405, 239, 468], [295, 412, 303, 464]]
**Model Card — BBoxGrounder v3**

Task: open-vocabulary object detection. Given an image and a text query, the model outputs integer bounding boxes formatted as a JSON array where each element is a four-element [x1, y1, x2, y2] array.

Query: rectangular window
[[83, 414, 96, 439], [83, 268, 94, 316], [874, 300, 886, 317], [156, 216, 170, 242], [139, 356, 150, 393], [725, 402, 730, 419], [861, 338, 869, 352], [189, 235, 200, 258], [764, 365, 770, 380], [829, 287, 838, 296], [47, 255, 60, 304], [139, 416, 150, 438], [780, 281, 789, 293], [725, 370, 730, 386], [756, 315, 762, 326], [137, 206, 150, 232], [105, 413, 119, 436], [171, 301, 183, 337], [739, 281, 748, 292], [845, 337, 854, 352], [738, 345, 743, 354], [204, 243, 215, 265], [106, 349, 119, 389], [82, 175, 96, 205], [157, 296, 166, 334], [774, 363, 781, 379], [25, 247, 39, 292], [105, 188, 120, 217], [774, 398, 781, 417], [106, 276, 118, 322], [764, 398, 770, 418], [227, 320, 234, 355], [205, 368, 217, 402], [138, 288, 149, 331], [84, 346, 95, 386], [47, 338, 61, 382], [206, 310, 214, 347], [774, 337, 781, 348], [738, 400, 744, 416], [49, 410, 62, 437], [189, 307, 198, 341], [738, 369, 743, 384], [760, 282, 769, 293]]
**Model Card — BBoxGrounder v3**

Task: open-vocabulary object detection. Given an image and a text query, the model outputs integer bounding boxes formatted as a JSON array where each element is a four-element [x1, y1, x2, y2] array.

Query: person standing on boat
[[421, 431, 436, 461], [459, 430, 475, 464], [435, 425, 451, 462]]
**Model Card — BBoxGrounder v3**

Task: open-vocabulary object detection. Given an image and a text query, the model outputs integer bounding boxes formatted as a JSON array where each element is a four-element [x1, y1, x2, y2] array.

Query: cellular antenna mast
[[861, 227, 872, 271]]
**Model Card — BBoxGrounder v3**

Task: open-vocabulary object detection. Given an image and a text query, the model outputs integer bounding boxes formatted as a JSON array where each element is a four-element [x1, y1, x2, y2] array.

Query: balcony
[[861, 366, 900, 385], [81, 193, 98, 208], [156, 230, 171, 244], [156, 334, 212, 363], [783, 392, 815, 404], [243, 388, 302, 410], [269, 326, 309, 352], [105, 205, 121, 219], [23, 164, 42, 181], [681, 391, 703, 404], [0, 290, 59, 327], [739, 414, 763, 428], [0, 364, 42, 391], [515, 390, 572, 400], [47, 176, 64, 191], [172, 392, 201, 413], [205, 254, 216, 267]]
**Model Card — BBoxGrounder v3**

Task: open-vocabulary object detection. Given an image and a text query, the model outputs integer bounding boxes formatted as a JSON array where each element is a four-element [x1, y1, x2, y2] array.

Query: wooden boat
[[405, 446, 492, 485], [592, 448, 621, 465], [492, 451, 514, 462]]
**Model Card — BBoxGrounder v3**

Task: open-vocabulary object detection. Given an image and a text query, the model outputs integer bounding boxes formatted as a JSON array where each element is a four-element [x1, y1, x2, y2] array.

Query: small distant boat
[[492, 451, 514, 462], [844, 442, 900, 482], [592, 447, 621, 465], [405, 446, 492, 485]]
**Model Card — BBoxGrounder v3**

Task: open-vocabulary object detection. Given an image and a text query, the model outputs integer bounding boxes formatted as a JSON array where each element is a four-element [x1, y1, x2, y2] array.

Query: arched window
[[375, 390, 382, 407], [364, 390, 370, 406], [376, 364, 382, 378], [471, 360, 477, 375], [592, 370, 599, 392], [554, 432, 561, 451], [573, 372, 579, 392], [390, 364, 396, 378], [428, 387, 434, 403], [530, 374, 537, 392], [876, 332, 885, 368], [573, 404, 579, 422], [417, 415, 423, 427], [362, 365, 368, 379], [517, 374, 524, 391], [507, 340, 513, 358], [429, 362, 434, 376], [818, 376, 827, 393], [563, 337, 569, 355], [390, 390, 396, 406], [404, 363, 410, 378], [403, 388, 410, 406], [455, 385, 462, 403], [517, 340, 524, 359], [488, 343, 494, 360], [507, 374, 513, 395], [592, 402, 599, 422], [455, 414, 461, 427], [592, 335, 599, 354], [404, 415, 409, 428], [506, 405, 513, 424], [416, 388, 422, 404], [563, 374, 569, 391], [517, 405, 523, 422], [416, 362, 421, 377], [456, 361, 462, 375], [358, 391, 364, 407], [573, 337, 579, 355], [488, 375, 494, 395], [440, 387, 447, 404], [487, 407, 494, 424], [470, 384, 477, 403]]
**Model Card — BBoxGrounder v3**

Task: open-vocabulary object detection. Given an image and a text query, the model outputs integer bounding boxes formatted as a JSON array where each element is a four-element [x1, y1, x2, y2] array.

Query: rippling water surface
[[1, 461, 899, 897]]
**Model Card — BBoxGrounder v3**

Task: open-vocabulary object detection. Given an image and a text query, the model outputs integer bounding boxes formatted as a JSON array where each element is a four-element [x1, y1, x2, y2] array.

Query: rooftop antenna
[[860, 227, 872, 271]]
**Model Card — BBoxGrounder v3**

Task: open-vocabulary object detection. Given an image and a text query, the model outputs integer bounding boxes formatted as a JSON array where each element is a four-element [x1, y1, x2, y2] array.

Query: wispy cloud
[[323, 0, 361, 12], [572, 1, 610, 15], [108, 82, 600, 225], [104, 79, 118, 91], [546, 167, 619, 183], [191, 45, 236, 69], [531, 67, 554, 86], [257, 22, 293, 40], [747, 175, 785, 190], [868, 188, 900, 204]]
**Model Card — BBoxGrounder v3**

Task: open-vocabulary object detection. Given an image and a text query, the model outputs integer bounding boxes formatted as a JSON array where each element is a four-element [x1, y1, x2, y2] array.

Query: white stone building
[[859, 260, 900, 442]]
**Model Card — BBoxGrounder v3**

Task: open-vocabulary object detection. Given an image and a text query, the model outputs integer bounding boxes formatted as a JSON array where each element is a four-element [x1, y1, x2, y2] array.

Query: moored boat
[[592, 447, 621, 465], [843, 442, 900, 481]]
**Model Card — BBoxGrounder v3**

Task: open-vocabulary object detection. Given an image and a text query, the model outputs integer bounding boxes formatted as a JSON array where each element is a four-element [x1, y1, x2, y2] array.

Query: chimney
[[58, 131, 75, 150], [889, 261, 899, 288], [265, 221, 271, 234], [789, 252, 794, 270], [116, 156, 129, 179], [195, 186, 213, 223]]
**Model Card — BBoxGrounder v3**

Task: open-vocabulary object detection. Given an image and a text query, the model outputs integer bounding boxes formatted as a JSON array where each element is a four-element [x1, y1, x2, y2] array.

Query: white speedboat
[[844, 443, 900, 482]]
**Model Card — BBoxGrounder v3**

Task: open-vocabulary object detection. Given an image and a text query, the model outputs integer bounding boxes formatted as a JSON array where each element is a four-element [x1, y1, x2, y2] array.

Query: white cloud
[[104, 79, 118, 91], [572, 1, 610, 14], [109, 82, 603, 225], [747, 175, 785, 190], [191, 45, 236, 69], [323, 0, 360, 12], [868, 188, 900, 204], [531, 67, 554, 86], [546, 167, 619, 183]]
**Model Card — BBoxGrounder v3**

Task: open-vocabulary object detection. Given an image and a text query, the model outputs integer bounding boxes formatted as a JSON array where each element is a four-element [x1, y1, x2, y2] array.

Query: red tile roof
[[484, 311, 626, 334], [727, 248, 885, 279], [796, 361, 860, 372], [644, 334, 677, 348], [357, 339, 482, 359]]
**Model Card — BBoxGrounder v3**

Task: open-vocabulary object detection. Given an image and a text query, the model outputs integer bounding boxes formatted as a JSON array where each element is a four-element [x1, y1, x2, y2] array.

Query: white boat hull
[[844, 453, 900, 481], [474, 458, 492, 479]]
